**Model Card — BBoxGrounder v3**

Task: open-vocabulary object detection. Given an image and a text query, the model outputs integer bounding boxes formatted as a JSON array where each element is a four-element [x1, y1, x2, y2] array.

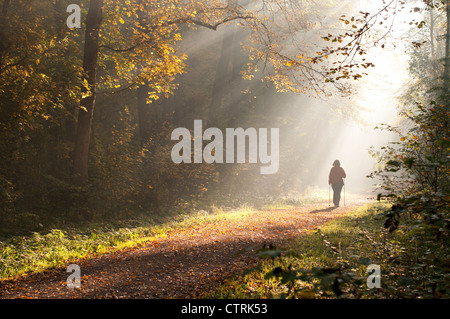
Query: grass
[[207, 201, 449, 299], [4, 197, 446, 298], [0, 205, 256, 280], [0, 189, 324, 281], [0, 189, 323, 281], [259, 187, 331, 210]]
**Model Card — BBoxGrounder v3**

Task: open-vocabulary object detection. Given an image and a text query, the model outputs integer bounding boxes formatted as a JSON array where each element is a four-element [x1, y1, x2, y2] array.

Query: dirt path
[[0, 197, 370, 299]]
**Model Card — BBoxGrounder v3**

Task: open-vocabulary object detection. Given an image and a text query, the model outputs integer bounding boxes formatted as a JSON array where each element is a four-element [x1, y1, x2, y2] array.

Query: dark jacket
[[329, 166, 346, 185]]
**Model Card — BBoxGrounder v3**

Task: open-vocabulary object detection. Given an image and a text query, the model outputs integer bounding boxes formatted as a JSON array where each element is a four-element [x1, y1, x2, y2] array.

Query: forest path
[[0, 196, 371, 299]]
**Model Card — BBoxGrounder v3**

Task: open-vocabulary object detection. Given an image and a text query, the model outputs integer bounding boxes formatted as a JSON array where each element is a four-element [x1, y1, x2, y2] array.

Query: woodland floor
[[0, 196, 371, 299]]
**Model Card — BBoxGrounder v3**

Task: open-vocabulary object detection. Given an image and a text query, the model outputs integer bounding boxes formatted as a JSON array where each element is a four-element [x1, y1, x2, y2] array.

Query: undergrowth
[[208, 202, 450, 299], [0, 205, 255, 280]]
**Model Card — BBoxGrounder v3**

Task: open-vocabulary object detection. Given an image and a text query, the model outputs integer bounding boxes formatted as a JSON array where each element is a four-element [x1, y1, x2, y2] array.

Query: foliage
[[0, 1, 83, 226], [0, 2, 447, 292], [366, 0, 449, 253], [368, 101, 449, 198], [0, 0, 377, 230], [348, 0, 450, 298]]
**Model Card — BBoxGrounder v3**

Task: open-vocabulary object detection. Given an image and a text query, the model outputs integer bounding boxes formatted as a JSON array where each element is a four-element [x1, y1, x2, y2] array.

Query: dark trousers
[[331, 182, 344, 207]]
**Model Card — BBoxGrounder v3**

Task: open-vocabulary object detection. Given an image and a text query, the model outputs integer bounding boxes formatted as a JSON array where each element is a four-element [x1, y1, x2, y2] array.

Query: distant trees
[[368, 0, 449, 236], [71, 0, 393, 184], [0, 0, 423, 226]]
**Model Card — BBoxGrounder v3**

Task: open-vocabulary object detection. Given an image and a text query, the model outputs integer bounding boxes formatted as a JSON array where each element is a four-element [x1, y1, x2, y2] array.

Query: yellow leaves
[[400, 136, 418, 142], [119, 17, 125, 24], [186, 10, 198, 17]]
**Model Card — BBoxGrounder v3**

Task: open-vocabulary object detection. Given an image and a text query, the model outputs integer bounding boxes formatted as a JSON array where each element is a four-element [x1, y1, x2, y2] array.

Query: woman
[[328, 160, 346, 207]]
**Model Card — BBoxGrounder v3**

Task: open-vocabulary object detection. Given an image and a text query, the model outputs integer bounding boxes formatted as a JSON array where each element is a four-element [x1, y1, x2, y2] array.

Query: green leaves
[[369, 100, 449, 204], [358, 257, 371, 265], [386, 160, 401, 167], [403, 158, 415, 169], [257, 246, 282, 259], [264, 266, 298, 285]]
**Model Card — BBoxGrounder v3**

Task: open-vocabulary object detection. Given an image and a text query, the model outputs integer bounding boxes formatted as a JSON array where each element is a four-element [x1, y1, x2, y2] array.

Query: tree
[[71, 0, 399, 184], [71, 0, 251, 183], [368, 0, 449, 235], [73, 0, 104, 184], [445, 0, 450, 81]]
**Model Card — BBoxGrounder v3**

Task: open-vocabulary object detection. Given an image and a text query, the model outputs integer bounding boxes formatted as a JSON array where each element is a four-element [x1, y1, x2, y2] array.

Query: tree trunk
[[137, 82, 152, 141], [65, 103, 78, 143], [0, 0, 11, 74], [73, 0, 103, 184], [445, 0, 450, 82], [430, 1, 435, 59]]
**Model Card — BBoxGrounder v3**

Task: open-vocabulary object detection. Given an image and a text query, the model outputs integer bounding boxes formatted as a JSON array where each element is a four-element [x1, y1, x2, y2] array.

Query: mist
[[148, 0, 411, 203], [1, 0, 448, 302]]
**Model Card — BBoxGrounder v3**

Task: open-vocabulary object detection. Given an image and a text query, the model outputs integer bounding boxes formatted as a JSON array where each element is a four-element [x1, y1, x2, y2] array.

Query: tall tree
[[0, 0, 10, 74], [445, 0, 450, 82], [71, 0, 244, 183], [73, 0, 104, 184]]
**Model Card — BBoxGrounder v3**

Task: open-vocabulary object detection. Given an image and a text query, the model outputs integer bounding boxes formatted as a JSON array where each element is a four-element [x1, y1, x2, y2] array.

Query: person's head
[[333, 160, 341, 167]]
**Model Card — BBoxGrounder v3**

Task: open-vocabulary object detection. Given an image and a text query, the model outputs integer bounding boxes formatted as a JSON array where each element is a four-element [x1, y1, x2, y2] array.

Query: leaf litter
[[0, 197, 369, 299]]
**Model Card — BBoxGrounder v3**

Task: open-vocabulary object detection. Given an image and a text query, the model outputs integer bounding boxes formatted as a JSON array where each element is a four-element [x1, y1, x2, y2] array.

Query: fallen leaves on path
[[0, 198, 370, 299]]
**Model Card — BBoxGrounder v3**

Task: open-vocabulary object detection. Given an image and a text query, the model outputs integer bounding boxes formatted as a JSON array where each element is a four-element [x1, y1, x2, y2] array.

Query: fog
[[311, 48, 408, 195], [128, 1, 420, 206], [159, 0, 411, 201]]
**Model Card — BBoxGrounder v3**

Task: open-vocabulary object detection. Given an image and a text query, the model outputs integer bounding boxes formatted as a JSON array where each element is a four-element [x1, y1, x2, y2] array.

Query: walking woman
[[328, 160, 346, 207]]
